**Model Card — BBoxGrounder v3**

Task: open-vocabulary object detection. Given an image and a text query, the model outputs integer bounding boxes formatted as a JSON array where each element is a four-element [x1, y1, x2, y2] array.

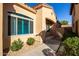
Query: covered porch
[[46, 18, 55, 31]]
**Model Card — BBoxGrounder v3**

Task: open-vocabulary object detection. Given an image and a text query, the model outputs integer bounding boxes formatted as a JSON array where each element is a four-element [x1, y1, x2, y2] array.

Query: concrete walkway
[[45, 39, 61, 51], [7, 41, 55, 56], [22, 43, 55, 56]]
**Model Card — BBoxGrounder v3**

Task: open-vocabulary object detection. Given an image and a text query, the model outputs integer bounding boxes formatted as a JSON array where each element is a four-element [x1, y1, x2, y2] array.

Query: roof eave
[[16, 3, 36, 14], [32, 3, 52, 10]]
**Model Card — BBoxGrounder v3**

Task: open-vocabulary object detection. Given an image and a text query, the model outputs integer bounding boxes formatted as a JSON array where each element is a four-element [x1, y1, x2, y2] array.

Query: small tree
[[60, 20, 68, 25]]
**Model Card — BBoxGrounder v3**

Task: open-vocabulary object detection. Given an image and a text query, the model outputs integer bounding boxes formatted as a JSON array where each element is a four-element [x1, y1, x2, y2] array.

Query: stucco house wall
[[34, 4, 56, 42], [0, 3, 3, 56], [74, 4, 79, 36], [35, 8, 43, 34], [71, 4, 79, 36], [42, 7, 56, 31], [3, 3, 57, 49], [35, 5, 56, 34], [3, 3, 37, 49]]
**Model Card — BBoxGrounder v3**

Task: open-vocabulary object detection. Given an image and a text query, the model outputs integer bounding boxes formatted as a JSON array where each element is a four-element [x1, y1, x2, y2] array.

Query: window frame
[[8, 13, 34, 36]]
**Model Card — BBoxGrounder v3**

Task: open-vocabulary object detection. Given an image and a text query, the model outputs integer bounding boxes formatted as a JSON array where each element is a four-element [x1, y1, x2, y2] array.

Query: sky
[[27, 3, 72, 25]]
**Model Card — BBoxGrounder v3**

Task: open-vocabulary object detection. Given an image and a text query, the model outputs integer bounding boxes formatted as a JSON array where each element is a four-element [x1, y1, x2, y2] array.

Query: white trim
[[8, 13, 33, 21], [16, 17, 18, 35], [8, 33, 34, 37], [28, 20, 30, 34]]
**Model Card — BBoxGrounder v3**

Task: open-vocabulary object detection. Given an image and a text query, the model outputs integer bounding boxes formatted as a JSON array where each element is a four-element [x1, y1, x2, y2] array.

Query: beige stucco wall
[[35, 6, 56, 41], [3, 3, 37, 49], [74, 4, 79, 36], [35, 7, 56, 34], [2, 3, 57, 50], [42, 7, 56, 23], [42, 7, 56, 31], [35, 8, 43, 34], [72, 4, 79, 36], [0, 3, 3, 56]]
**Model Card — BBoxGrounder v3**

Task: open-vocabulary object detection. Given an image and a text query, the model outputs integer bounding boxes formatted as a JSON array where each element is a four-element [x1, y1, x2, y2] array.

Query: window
[[17, 18, 23, 34], [8, 14, 33, 36], [30, 21, 33, 33], [17, 18, 33, 34], [8, 16, 16, 35], [23, 19, 29, 34]]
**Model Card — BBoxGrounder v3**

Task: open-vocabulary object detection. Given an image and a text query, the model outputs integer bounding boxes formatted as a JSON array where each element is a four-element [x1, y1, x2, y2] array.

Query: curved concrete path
[[22, 43, 55, 56]]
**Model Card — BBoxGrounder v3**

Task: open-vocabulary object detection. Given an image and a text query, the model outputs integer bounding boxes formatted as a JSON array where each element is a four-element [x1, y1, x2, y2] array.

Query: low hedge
[[27, 37, 35, 45], [10, 39, 23, 51], [63, 37, 79, 56]]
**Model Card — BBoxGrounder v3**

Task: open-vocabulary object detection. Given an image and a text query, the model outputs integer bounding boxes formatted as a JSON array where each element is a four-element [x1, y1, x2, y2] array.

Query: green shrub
[[10, 39, 23, 51], [27, 37, 35, 45], [63, 37, 79, 56]]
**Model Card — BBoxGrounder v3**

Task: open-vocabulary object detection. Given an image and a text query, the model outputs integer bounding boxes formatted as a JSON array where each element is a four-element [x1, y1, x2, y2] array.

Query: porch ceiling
[[46, 18, 55, 25]]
